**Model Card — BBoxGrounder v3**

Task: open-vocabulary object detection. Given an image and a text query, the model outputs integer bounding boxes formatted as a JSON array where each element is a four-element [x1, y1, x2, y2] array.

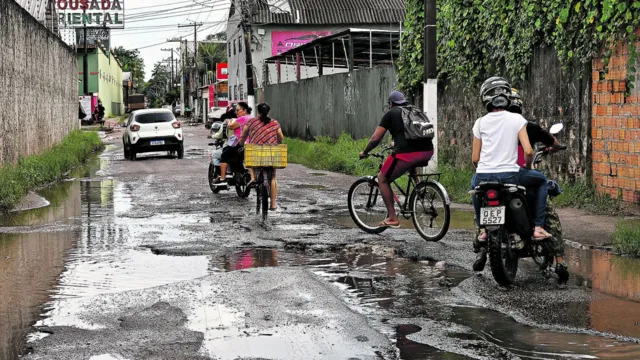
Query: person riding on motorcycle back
[[471, 77, 552, 252], [508, 88, 569, 282]]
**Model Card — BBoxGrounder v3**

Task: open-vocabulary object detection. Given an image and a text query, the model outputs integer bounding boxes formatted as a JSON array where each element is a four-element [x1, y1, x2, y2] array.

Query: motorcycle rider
[[471, 77, 552, 254], [508, 88, 569, 282]]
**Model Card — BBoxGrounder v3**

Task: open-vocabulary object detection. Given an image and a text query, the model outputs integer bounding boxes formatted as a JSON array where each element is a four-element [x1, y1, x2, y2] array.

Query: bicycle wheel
[[410, 182, 450, 242], [261, 169, 272, 222], [347, 178, 387, 234], [235, 171, 250, 199]]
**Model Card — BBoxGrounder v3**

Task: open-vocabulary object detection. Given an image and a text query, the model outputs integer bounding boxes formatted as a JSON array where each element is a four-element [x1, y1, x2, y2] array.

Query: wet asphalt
[[5, 125, 640, 359]]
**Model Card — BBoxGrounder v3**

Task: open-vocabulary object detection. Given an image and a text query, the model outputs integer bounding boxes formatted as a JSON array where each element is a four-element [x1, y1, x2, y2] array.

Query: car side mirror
[[205, 124, 211, 129], [549, 123, 564, 135]]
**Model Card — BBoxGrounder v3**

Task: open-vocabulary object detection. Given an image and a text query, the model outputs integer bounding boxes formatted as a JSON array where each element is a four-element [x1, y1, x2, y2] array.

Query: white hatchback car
[[122, 109, 184, 160]]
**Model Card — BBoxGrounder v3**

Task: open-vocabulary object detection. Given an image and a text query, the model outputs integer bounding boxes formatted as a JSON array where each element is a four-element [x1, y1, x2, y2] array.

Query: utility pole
[[83, 8, 88, 95], [161, 48, 176, 91], [239, 0, 255, 115], [168, 37, 184, 114], [423, 0, 438, 171], [178, 21, 203, 115]]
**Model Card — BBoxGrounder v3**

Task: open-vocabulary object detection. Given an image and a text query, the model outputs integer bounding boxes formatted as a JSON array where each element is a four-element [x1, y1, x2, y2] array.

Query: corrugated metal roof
[[249, 0, 405, 25], [15, 0, 48, 21]]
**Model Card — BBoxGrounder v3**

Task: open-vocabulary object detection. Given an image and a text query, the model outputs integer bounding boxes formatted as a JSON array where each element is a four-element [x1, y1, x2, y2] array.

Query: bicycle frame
[[368, 149, 443, 217]]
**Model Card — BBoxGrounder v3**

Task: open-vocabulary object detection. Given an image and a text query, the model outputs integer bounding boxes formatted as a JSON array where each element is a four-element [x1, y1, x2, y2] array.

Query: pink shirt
[[234, 115, 252, 139]]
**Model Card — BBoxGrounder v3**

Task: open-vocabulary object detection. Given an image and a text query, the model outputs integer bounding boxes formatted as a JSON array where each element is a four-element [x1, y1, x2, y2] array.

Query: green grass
[[613, 219, 640, 257], [284, 134, 474, 204], [553, 181, 623, 215], [0, 131, 103, 212]]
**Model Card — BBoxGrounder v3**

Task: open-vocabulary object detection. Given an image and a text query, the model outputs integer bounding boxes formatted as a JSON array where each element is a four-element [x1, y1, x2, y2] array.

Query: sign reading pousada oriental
[[56, 0, 125, 29]]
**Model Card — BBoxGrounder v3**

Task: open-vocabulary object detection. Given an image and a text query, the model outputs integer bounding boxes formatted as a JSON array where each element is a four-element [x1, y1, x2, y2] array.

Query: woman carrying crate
[[239, 103, 284, 210]]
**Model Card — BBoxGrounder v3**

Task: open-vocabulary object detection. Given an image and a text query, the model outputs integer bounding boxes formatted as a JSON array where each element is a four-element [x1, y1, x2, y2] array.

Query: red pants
[[380, 151, 434, 181]]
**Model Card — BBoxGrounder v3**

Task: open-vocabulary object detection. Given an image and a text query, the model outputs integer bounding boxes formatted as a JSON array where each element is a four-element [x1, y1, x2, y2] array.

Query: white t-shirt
[[472, 111, 527, 173]]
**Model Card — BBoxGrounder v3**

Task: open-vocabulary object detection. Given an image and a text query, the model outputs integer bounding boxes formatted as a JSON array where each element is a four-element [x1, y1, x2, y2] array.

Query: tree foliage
[[143, 62, 171, 107], [112, 46, 145, 92], [398, 0, 640, 95]]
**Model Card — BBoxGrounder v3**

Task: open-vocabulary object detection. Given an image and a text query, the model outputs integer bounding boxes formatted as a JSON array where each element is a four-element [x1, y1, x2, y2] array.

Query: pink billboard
[[271, 31, 331, 56]]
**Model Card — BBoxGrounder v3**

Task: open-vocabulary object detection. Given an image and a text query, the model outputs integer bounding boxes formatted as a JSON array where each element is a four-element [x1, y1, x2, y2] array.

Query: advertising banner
[[216, 63, 228, 81], [271, 31, 331, 55], [208, 86, 215, 109], [56, 0, 125, 29], [75, 28, 110, 49]]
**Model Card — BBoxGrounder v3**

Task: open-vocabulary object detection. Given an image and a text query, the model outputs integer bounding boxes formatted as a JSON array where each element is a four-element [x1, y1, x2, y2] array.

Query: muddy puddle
[[215, 247, 640, 359]]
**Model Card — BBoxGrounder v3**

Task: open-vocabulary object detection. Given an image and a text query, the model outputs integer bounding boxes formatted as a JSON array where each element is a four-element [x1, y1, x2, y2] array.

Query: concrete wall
[[0, 0, 77, 165], [263, 66, 397, 139], [438, 46, 592, 183], [591, 31, 640, 207]]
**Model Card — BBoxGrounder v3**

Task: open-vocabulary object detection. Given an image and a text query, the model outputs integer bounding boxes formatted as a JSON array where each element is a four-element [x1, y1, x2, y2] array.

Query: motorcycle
[[207, 121, 251, 198], [471, 123, 567, 286]]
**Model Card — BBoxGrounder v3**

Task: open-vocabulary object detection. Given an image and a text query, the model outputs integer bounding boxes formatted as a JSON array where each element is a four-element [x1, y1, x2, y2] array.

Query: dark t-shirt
[[379, 107, 434, 153], [525, 122, 555, 146]]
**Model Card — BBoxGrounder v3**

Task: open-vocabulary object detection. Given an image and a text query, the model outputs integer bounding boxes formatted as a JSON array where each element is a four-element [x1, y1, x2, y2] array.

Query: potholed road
[[2, 125, 640, 360]]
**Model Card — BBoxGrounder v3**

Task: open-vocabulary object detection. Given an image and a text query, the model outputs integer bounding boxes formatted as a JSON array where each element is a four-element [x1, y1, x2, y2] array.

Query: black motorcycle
[[472, 123, 566, 286], [207, 121, 250, 198]]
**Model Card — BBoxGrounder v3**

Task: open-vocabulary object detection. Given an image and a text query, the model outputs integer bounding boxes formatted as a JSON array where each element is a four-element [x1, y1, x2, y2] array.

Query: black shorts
[[221, 146, 243, 164]]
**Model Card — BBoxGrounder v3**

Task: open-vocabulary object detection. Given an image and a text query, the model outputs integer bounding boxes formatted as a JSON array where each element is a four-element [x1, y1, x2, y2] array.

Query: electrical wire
[[129, 23, 221, 50]]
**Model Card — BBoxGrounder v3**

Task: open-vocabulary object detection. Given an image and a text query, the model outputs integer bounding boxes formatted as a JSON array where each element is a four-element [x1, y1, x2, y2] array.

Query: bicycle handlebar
[[360, 145, 393, 160]]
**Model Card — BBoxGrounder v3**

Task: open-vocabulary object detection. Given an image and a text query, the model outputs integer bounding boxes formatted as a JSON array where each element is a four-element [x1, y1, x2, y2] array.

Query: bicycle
[[347, 146, 452, 241], [254, 166, 275, 222], [244, 144, 287, 223]]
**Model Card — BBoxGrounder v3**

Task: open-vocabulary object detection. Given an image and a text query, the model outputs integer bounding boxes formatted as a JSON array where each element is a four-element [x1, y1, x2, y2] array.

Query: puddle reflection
[[566, 246, 640, 339]]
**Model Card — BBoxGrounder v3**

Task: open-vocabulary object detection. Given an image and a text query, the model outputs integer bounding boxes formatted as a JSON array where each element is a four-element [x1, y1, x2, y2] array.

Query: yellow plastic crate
[[245, 144, 288, 169]]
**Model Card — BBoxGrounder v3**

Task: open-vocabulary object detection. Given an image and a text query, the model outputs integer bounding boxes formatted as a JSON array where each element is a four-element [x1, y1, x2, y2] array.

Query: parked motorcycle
[[207, 121, 250, 198], [471, 123, 566, 286]]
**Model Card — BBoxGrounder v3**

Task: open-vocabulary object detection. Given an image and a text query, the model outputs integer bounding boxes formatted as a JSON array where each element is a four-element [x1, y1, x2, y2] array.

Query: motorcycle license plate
[[150, 140, 165, 146], [480, 206, 506, 225]]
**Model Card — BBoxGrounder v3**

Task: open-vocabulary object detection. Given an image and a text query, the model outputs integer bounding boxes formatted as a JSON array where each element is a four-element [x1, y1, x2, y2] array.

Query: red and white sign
[[216, 63, 228, 81], [271, 31, 331, 55]]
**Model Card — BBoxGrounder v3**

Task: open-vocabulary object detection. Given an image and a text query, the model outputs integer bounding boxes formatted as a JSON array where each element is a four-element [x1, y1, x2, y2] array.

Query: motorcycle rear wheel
[[208, 164, 221, 194], [488, 228, 519, 286]]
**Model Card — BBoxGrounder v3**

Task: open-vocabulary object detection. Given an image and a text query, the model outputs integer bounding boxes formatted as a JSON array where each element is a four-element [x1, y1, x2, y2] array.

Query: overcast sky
[[109, 0, 230, 80]]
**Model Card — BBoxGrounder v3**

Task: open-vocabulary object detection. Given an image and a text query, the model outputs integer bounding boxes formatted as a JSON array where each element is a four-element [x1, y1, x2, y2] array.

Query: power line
[[130, 23, 221, 50], [125, 7, 228, 23]]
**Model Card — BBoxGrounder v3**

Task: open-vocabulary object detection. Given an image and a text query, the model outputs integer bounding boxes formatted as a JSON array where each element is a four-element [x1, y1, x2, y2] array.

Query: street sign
[[75, 28, 110, 49], [56, 0, 125, 29]]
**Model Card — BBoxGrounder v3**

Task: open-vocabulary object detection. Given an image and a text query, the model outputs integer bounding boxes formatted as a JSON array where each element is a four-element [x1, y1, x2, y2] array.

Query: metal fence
[[263, 66, 397, 139]]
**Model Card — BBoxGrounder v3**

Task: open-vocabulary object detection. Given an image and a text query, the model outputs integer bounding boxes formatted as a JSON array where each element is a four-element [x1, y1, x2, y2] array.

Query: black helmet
[[508, 88, 523, 114], [480, 76, 512, 111]]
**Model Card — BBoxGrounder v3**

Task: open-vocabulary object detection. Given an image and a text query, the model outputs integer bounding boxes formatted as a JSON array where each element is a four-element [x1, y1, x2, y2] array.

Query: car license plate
[[150, 140, 165, 146], [480, 206, 506, 225]]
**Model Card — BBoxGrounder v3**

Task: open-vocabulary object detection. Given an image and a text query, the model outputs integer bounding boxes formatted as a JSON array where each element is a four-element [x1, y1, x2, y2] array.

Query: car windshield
[[135, 112, 174, 124]]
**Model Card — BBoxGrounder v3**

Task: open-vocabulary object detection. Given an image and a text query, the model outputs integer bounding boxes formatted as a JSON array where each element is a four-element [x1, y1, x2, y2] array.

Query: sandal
[[247, 180, 257, 188], [379, 220, 400, 229], [533, 228, 552, 240], [477, 229, 487, 242]]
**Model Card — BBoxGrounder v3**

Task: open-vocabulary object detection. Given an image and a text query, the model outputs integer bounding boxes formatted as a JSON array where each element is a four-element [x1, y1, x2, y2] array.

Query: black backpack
[[400, 105, 435, 140]]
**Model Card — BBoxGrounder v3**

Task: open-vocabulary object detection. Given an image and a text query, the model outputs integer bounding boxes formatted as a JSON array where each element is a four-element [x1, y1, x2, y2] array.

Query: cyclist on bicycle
[[359, 91, 434, 228], [239, 103, 284, 210]]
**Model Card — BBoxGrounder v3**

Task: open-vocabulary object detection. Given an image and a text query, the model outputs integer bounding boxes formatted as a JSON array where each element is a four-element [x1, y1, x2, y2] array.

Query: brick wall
[[591, 32, 640, 206]]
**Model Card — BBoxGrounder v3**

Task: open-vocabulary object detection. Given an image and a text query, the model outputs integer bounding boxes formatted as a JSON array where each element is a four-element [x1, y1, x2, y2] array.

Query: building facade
[[77, 47, 124, 116], [225, 0, 404, 102]]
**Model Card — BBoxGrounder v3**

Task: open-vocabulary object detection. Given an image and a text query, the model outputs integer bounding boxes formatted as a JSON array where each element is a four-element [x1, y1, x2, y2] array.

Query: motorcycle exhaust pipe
[[508, 197, 531, 235]]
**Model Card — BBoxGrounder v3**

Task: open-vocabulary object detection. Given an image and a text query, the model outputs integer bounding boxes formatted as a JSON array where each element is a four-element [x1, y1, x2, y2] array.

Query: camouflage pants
[[473, 196, 564, 257]]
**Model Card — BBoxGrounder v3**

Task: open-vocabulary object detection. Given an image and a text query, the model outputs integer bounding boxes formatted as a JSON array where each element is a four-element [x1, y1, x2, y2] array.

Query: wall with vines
[[398, 0, 640, 95]]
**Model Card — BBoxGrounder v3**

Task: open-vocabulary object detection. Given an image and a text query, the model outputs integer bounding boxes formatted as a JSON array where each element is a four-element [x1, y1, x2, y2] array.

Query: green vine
[[397, 0, 424, 100], [399, 0, 640, 95]]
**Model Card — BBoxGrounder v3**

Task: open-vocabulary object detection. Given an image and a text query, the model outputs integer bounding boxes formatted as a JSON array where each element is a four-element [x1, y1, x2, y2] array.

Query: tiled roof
[[249, 0, 405, 25]]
